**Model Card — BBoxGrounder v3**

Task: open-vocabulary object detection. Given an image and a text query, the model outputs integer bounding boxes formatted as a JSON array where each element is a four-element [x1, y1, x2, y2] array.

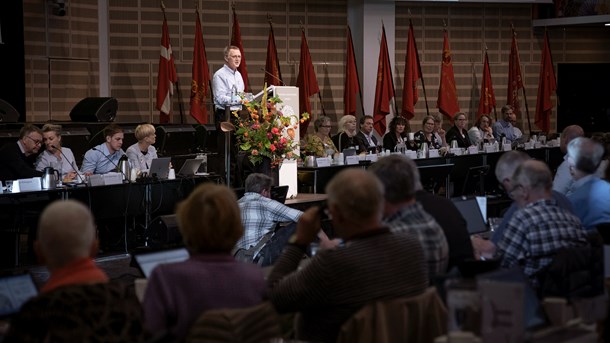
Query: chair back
[[186, 301, 281, 343], [336, 287, 447, 343]]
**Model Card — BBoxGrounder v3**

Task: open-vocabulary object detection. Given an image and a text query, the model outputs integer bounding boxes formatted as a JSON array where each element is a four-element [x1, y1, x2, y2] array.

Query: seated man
[[492, 105, 517, 142], [497, 160, 588, 287], [235, 173, 303, 259], [355, 115, 378, 151], [567, 137, 610, 231], [4, 200, 144, 342], [267, 169, 428, 343], [471, 151, 573, 259], [369, 154, 449, 281], [552, 124, 584, 196], [0, 124, 43, 183], [81, 124, 125, 175]]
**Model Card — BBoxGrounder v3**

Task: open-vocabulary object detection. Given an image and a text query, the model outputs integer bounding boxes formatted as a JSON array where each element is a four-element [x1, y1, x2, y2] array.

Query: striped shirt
[[236, 192, 302, 250], [268, 229, 428, 343], [497, 199, 588, 285], [383, 202, 449, 280]]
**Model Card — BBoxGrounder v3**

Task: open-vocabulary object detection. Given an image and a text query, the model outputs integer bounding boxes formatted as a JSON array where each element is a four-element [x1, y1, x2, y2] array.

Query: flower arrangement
[[233, 86, 308, 167]]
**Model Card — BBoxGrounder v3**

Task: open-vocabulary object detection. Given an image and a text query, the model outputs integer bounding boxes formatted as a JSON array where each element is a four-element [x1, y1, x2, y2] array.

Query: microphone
[[260, 68, 284, 86], [51, 145, 85, 184], [92, 147, 129, 182]]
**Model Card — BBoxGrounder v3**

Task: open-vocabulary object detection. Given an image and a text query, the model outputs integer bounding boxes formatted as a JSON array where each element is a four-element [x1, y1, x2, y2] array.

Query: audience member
[[566, 137, 610, 231], [445, 112, 472, 148], [492, 105, 517, 142], [35, 124, 78, 181], [370, 154, 449, 280], [496, 160, 588, 287], [355, 115, 378, 151], [267, 169, 428, 343], [235, 173, 302, 254], [5, 200, 144, 342], [510, 117, 523, 139], [81, 124, 125, 175], [332, 115, 366, 153], [467, 114, 495, 146], [591, 132, 610, 180], [126, 123, 158, 172], [471, 151, 573, 258], [303, 116, 338, 157], [415, 115, 444, 149], [382, 116, 412, 152], [552, 124, 584, 195], [0, 124, 43, 182], [143, 183, 265, 341], [414, 176, 474, 271]]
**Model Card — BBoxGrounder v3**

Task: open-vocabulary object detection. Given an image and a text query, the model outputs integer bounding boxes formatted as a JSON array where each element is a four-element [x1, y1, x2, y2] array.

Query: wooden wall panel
[[23, 0, 610, 134]]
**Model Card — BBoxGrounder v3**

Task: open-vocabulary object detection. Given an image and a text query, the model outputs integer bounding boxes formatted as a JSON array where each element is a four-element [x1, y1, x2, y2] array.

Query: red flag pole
[[511, 25, 532, 133], [410, 19, 430, 118], [231, 4, 250, 92]]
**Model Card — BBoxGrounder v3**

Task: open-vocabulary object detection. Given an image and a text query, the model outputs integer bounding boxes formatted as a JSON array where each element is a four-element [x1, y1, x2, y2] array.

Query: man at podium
[[212, 45, 244, 126]]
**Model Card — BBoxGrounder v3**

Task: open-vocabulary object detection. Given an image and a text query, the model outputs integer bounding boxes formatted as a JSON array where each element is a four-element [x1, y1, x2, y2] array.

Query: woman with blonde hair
[[35, 124, 78, 181], [143, 183, 265, 341], [331, 114, 366, 153], [126, 123, 158, 172]]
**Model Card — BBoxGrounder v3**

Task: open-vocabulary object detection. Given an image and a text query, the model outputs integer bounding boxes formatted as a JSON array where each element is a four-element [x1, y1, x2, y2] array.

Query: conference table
[[297, 146, 563, 197], [0, 174, 222, 267]]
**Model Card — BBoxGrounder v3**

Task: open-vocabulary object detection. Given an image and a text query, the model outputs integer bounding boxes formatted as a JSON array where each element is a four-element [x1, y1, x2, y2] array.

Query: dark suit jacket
[[445, 126, 472, 148], [415, 190, 474, 270], [332, 132, 367, 154], [0, 142, 42, 182], [356, 131, 378, 149]]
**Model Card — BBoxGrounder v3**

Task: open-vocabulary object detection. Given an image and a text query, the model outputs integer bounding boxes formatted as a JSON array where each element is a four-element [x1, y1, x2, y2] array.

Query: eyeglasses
[[25, 135, 42, 146], [320, 125, 331, 128], [457, 118, 467, 121], [425, 122, 435, 126]]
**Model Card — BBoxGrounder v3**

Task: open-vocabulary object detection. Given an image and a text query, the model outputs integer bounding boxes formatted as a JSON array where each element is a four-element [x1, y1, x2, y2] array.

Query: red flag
[[344, 26, 360, 116], [230, 8, 249, 92], [477, 51, 496, 118], [401, 22, 422, 120], [507, 33, 524, 119], [535, 31, 557, 133], [156, 16, 178, 124], [296, 31, 320, 137], [264, 23, 282, 86], [189, 11, 210, 124], [436, 31, 460, 120], [373, 25, 395, 136]]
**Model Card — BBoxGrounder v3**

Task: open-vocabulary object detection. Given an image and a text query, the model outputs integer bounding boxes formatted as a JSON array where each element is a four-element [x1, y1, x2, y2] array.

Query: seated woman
[[382, 116, 414, 152], [142, 183, 265, 342], [303, 116, 338, 157], [126, 123, 158, 172], [467, 114, 495, 146], [35, 124, 78, 182], [331, 115, 366, 153], [415, 115, 444, 149], [445, 112, 473, 148]]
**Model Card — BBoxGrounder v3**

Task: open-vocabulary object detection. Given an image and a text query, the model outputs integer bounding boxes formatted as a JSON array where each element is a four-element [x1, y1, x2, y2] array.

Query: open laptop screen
[[451, 196, 488, 235], [133, 248, 190, 278], [0, 274, 38, 317]]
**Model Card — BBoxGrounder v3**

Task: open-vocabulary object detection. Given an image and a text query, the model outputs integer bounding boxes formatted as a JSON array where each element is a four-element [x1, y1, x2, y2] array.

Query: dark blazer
[[332, 132, 367, 153], [415, 190, 474, 270], [355, 131, 378, 149], [0, 142, 42, 182], [445, 126, 472, 148]]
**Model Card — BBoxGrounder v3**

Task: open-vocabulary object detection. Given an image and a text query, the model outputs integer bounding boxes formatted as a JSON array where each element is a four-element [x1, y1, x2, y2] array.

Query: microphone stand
[[260, 68, 284, 86], [51, 145, 85, 184], [91, 146, 129, 182]]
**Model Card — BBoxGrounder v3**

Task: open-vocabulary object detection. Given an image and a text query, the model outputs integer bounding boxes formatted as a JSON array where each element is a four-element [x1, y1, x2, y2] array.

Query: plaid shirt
[[383, 202, 449, 280], [497, 199, 588, 285], [236, 192, 302, 250]]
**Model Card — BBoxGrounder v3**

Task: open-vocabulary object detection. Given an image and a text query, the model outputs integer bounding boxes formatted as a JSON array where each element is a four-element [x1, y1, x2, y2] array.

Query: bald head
[[513, 160, 553, 193], [326, 169, 384, 226], [37, 200, 97, 269], [560, 125, 584, 154], [495, 150, 530, 184], [567, 137, 604, 176]]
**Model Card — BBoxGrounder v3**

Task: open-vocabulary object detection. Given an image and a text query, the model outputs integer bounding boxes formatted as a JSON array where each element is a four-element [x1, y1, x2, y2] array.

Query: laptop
[[132, 248, 190, 278], [177, 159, 203, 177], [451, 196, 489, 235], [0, 273, 39, 317], [148, 157, 171, 179]]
